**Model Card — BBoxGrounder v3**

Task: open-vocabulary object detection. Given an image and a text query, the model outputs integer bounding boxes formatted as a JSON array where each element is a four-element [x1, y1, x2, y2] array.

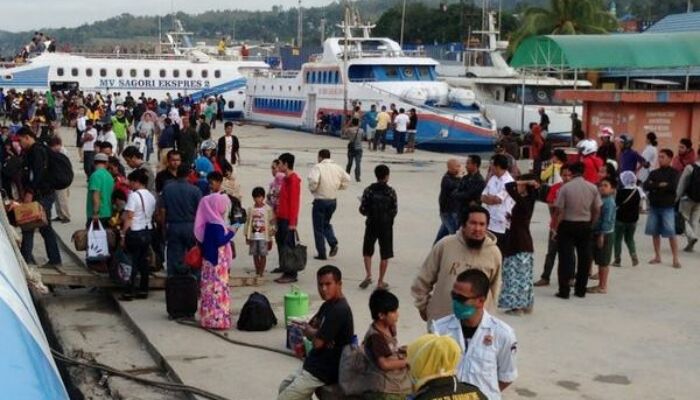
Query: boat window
[[289, 86, 292, 91], [334, 71, 339, 84], [57, 67, 64, 77], [305, 72, 310, 83], [160, 69, 166, 78], [116, 68, 123, 77], [99, 68, 107, 77], [71, 68, 79, 77], [320, 71, 326, 84], [298, 85, 302, 91], [214, 70, 221, 78], [144, 69, 151, 78], [417, 66, 432, 80], [130, 69, 137, 78], [173, 69, 180, 78], [279, 85, 283, 91], [202, 70, 208, 78], [271, 85, 274, 91], [348, 65, 375, 82], [384, 66, 399, 80], [402, 67, 414, 79], [85, 68, 93, 77], [228, 101, 234, 109], [186, 69, 193, 78]]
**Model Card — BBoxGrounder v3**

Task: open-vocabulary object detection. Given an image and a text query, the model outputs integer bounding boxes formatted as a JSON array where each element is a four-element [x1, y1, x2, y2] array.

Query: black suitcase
[[166, 274, 198, 319]]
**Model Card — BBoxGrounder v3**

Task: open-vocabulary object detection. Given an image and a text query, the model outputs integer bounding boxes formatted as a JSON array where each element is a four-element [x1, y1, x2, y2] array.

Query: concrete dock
[[33, 124, 700, 399]]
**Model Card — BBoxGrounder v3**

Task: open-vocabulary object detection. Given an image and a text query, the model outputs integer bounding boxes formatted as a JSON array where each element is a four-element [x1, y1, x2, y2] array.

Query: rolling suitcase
[[166, 274, 198, 319]]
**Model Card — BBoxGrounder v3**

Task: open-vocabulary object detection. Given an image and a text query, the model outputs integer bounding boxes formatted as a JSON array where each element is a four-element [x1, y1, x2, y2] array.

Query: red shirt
[[582, 154, 603, 184], [276, 172, 301, 226], [547, 182, 564, 229]]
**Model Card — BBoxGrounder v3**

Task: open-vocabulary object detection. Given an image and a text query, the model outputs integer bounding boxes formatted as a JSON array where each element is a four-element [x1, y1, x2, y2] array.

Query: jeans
[[395, 131, 406, 153], [434, 212, 459, 243], [541, 229, 558, 281], [374, 129, 386, 151], [346, 148, 362, 181], [125, 229, 153, 293], [166, 222, 196, 276], [613, 221, 637, 261], [276, 218, 297, 279], [557, 221, 592, 297], [83, 150, 95, 180], [21, 193, 62, 265], [312, 199, 338, 258], [277, 367, 325, 400]]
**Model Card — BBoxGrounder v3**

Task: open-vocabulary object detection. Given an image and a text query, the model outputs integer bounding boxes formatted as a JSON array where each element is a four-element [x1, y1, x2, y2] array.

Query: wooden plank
[[40, 271, 263, 289]]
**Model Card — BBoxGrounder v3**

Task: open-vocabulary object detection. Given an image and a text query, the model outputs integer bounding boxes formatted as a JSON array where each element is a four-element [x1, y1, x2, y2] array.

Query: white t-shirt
[[482, 172, 515, 234], [125, 189, 156, 231], [99, 130, 118, 150], [394, 113, 410, 132], [224, 136, 234, 165], [82, 128, 97, 151]]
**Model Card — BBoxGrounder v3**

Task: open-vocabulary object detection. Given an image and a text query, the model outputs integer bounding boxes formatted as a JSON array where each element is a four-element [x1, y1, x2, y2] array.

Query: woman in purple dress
[[194, 193, 234, 329]]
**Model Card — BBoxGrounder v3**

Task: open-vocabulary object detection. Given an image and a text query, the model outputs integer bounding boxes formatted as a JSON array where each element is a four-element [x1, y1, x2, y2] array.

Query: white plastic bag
[[132, 137, 147, 156], [87, 220, 110, 261]]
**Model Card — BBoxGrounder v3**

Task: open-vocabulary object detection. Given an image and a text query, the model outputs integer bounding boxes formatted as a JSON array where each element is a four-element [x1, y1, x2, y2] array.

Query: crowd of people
[[3, 85, 700, 399]]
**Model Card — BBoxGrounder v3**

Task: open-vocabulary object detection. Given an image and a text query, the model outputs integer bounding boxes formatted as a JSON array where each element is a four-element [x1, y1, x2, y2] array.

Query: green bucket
[[284, 285, 309, 324]]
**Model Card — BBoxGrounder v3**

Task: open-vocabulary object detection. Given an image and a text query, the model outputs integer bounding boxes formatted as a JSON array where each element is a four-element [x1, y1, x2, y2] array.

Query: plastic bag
[[87, 220, 110, 261]]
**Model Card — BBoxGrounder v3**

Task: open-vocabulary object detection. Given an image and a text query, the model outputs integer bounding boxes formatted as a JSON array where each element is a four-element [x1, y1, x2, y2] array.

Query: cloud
[[2, 0, 334, 32]]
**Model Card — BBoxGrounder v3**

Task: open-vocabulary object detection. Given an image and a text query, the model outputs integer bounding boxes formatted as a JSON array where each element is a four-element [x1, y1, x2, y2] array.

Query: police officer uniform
[[430, 311, 518, 400]]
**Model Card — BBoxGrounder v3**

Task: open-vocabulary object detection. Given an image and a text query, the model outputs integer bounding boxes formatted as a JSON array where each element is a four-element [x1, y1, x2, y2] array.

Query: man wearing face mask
[[412, 205, 502, 323], [430, 269, 518, 400]]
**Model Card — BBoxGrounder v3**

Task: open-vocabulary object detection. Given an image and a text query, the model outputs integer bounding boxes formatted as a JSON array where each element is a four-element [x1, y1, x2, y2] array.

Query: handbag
[[110, 249, 133, 286], [280, 231, 307, 272], [184, 244, 203, 269], [14, 202, 48, 230], [73, 227, 117, 252]]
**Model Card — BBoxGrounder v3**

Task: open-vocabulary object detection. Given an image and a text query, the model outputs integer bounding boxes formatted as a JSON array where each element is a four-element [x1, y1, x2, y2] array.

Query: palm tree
[[508, 0, 619, 54]]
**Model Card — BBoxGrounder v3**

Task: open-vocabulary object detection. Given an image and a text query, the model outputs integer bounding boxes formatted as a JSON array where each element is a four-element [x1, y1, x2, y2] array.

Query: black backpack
[[687, 165, 700, 202], [237, 292, 277, 331], [44, 146, 74, 190], [367, 186, 394, 224]]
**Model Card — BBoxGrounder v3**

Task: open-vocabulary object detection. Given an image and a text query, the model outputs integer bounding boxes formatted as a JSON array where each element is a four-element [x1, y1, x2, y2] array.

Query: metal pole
[[320, 18, 326, 44], [400, 0, 407, 47], [686, 67, 690, 91], [297, 0, 303, 48], [520, 70, 526, 134], [343, 6, 350, 128]]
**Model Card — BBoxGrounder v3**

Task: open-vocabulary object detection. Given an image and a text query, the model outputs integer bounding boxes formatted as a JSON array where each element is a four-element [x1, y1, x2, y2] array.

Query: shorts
[[249, 239, 269, 257], [365, 127, 376, 140], [645, 206, 675, 238], [593, 233, 613, 266], [363, 223, 393, 260]]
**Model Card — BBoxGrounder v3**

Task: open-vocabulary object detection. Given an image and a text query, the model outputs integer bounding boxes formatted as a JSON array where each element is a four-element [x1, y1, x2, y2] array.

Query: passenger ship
[[245, 18, 497, 152], [0, 21, 268, 118]]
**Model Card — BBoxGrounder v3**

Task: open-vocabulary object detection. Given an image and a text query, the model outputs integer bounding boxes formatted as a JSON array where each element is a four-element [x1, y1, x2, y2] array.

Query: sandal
[[586, 286, 607, 294], [376, 282, 389, 290], [672, 262, 682, 269], [648, 258, 661, 265], [359, 277, 372, 289]]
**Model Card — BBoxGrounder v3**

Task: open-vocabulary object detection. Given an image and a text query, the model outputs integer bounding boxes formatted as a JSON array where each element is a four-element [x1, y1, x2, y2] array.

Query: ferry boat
[[245, 16, 497, 152], [0, 208, 68, 398], [0, 20, 269, 119], [437, 12, 590, 135]]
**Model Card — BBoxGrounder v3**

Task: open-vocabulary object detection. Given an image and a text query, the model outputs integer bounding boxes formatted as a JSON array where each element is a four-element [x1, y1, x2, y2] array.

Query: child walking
[[245, 187, 275, 277], [613, 171, 641, 267], [589, 177, 617, 294]]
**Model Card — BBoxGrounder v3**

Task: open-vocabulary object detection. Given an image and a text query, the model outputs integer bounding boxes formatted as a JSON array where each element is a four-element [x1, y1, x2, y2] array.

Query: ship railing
[[360, 81, 494, 130], [251, 70, 300, 79], [74, 52, 266, 62], [340, 49, 427, 59]]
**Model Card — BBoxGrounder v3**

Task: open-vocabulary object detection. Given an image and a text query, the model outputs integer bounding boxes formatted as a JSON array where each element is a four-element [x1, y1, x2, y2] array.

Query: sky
[[1, 0, 335, 32]]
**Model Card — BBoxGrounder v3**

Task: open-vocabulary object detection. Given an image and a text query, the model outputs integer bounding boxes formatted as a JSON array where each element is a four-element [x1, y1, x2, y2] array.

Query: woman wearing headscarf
[[406, 334, 486, 400], [194, 193, 235, 330], [613, 171, 641, 267]]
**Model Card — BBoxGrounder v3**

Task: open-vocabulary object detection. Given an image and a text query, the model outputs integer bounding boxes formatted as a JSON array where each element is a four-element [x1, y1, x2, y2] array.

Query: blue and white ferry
[[0, 218, 68, 398], [245, 19, 497, 152]]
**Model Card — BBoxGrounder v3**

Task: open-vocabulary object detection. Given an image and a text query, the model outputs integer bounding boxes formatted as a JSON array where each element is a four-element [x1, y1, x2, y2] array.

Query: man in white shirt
[[76, 106, 87, 162], [98, 122, 118, 152], [430, 269, 518, 400], [481, 154, 514, 253], [393, 108, 410, 154], [307, 149, 351, 260], [81, 120, 98, 180]]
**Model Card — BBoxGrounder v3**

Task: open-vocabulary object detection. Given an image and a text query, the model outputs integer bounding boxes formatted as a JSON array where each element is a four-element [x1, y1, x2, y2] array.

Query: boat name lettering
[[98, 79, 211, 89]]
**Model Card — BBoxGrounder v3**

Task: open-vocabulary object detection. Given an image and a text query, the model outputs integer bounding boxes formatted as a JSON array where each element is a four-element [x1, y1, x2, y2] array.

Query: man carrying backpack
[[359, 164, 397, 291], [17, 127, 62, 267], [676, 147, 700, 252]]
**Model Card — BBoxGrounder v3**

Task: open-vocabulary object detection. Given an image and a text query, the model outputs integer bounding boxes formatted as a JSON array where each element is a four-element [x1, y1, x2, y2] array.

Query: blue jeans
[[312, 199, 338, 258], [125, 229, 153, 293], [21, 193, 62, 265], [434, 212, 459, 244], [166, 222, 195, 276], [276, 219, 297, 279], [395, 131, 406, 154], [346, 148, 362, 181]]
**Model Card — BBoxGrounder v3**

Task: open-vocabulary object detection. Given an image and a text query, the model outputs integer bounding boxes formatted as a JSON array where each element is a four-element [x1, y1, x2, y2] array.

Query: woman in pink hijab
[[194, 193, 234, 329]]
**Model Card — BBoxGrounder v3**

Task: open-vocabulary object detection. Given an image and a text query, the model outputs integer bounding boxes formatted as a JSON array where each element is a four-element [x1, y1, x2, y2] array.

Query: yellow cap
[[406, 334, 461, 391]]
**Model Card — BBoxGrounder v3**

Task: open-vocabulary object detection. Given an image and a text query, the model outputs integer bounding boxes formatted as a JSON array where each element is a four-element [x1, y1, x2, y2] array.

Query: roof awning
[[510, 33, 700, 70], [632, 78, 681, 86]]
